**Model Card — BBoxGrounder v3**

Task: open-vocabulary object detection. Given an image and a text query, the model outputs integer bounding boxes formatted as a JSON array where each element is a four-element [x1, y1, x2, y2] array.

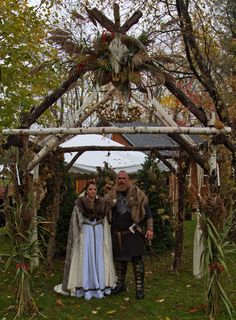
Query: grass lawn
[[0, 218, 235, 320]]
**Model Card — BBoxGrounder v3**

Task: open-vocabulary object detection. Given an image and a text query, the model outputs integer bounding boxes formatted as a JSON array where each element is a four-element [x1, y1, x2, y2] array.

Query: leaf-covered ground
[[0, 218, 235, 320]]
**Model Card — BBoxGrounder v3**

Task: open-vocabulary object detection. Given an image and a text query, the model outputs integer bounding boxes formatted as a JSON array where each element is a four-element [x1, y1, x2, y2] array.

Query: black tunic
[[111, 191, 149, 261]]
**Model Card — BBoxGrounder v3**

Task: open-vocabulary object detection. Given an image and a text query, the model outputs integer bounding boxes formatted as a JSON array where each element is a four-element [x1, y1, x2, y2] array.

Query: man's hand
[[145, 230, 154, 241]]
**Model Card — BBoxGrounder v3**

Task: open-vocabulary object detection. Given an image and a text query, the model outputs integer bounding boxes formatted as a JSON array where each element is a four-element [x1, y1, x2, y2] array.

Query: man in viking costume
[[54, 181, 116, 300], [106, 170, 154, 299]]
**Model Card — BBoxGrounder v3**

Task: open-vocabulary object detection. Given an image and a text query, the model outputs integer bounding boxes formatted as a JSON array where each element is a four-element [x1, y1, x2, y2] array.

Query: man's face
[[117, 171, 129, 191]]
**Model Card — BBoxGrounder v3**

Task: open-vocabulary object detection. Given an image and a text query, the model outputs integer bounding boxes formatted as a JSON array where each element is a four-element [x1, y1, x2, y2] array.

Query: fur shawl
[[74, 196, 107, 221], [106, 184, 148, 223]]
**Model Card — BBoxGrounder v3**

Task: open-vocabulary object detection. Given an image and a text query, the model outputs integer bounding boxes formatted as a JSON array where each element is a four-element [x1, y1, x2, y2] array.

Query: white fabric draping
[[193, 165, 204, 279]]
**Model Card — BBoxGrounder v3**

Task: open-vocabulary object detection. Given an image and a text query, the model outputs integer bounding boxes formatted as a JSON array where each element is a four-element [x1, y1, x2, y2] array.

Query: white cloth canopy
[[61, 134, 147, 174]]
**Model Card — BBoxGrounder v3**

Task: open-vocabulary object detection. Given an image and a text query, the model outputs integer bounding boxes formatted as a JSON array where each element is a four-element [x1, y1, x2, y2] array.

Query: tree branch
[[27, 60, 96, 127], [176, 0, 229, 124]]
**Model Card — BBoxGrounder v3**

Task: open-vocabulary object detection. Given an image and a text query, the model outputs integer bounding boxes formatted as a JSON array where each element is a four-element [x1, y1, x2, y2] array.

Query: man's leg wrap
[[132, 256, 144, 292], [116, 260, 128, 285]]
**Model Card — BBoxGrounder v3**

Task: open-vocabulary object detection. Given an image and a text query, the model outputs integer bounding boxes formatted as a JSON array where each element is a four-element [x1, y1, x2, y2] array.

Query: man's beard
[[116, 183, 129, 192]]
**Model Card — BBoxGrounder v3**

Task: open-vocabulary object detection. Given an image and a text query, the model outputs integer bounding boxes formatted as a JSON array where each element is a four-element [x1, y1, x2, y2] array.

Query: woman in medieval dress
[[54, 181, 116, 300]]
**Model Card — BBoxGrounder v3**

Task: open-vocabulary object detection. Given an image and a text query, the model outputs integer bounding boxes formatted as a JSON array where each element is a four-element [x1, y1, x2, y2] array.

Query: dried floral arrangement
[[46, 4, 169, 122], [198, 183, 235, 319], [2, 145, 47, 318]]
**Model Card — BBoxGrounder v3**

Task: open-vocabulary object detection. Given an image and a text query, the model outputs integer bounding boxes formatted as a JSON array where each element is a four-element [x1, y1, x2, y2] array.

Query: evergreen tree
[[136, 157, 174, 253], [96, 162, 116, 196]]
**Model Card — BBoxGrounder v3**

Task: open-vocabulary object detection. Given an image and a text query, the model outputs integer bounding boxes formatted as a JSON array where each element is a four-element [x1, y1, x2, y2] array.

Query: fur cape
[[75, 196, 107, 221], [105, 184, 148, 224]]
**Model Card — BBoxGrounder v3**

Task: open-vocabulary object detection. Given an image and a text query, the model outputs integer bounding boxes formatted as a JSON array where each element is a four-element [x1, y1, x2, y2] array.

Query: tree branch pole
[[27, 66, 95, 127], [35, 89, 97, 147], [149, 61, 208, 125], [65, 151, 85, 172], [2, 126, 231, 136], [132, 95, 196, 145], [26, 88, 116, 171], [132, 95, 208, 171], [152, 150, 177, 174], [57, 145, 180, 153]]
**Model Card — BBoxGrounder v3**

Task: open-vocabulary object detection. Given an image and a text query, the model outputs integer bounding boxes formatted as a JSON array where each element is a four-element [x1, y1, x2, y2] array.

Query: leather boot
[[132, 256, 145, 300], [112, 260, 127, 294]]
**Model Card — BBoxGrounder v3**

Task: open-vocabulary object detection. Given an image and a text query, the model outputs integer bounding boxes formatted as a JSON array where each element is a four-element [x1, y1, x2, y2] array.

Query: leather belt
[[113, 230, 132, 251]]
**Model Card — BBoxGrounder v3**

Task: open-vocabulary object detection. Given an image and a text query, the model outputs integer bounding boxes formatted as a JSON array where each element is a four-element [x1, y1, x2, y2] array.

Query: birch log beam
[[2, 126, 231, 136]]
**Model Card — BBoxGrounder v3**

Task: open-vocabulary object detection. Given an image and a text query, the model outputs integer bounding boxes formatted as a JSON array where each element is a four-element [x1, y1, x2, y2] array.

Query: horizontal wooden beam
[[57, 145, 180, 153], [2, 126, 232, 136]]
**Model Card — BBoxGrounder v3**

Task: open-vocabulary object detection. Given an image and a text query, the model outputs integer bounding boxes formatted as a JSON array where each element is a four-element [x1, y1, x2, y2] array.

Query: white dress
[[75, 218, 111, 299], [54, 206, 116, 300]]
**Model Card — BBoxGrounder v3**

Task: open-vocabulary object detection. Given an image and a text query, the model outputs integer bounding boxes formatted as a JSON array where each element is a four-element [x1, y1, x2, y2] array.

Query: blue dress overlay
[[54, 198, 116, 300]]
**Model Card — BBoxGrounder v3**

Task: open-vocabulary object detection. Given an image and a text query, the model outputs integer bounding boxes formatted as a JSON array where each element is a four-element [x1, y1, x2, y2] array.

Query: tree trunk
[[46, 155, 62, 271], [172, 155, 190, 271]]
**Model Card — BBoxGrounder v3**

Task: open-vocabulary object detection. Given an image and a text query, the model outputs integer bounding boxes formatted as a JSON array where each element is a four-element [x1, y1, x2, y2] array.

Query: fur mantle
[[106, 184, 148, 223], [75, 196, 107, 220]]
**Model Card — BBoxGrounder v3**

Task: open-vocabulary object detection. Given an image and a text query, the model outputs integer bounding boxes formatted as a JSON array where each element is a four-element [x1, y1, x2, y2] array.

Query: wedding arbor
[[1, 2, 235, 319]]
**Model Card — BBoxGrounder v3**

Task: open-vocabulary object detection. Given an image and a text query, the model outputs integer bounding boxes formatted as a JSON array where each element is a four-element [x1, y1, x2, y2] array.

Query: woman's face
[[86, 184, 97, 200]]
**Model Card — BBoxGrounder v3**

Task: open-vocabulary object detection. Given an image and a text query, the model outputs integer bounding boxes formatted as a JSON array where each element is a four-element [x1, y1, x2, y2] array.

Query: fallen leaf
[[106, 310, 116, 314], [8, 305, 15, 310], [55, 299, 64, 307]]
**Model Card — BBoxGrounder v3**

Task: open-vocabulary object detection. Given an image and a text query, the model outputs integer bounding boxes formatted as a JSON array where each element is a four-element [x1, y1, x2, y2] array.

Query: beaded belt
[[83, 220, 103, 227]]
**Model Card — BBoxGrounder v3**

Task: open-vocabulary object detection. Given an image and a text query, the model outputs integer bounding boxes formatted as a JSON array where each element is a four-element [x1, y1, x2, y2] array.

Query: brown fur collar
[[75, 196, 106, 220], [106, 184, 148, 223]]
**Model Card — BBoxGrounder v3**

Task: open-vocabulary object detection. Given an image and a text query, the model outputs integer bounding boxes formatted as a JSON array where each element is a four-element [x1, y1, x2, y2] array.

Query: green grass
[[0, 219, 235, 320]]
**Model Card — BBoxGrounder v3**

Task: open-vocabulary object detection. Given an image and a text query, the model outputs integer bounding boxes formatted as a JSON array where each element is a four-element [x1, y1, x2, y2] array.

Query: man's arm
[[144, 204, 154, 241]]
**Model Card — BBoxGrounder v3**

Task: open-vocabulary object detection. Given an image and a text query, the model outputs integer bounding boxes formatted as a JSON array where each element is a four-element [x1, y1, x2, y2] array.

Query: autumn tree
[[0, 0, 65, 130]]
